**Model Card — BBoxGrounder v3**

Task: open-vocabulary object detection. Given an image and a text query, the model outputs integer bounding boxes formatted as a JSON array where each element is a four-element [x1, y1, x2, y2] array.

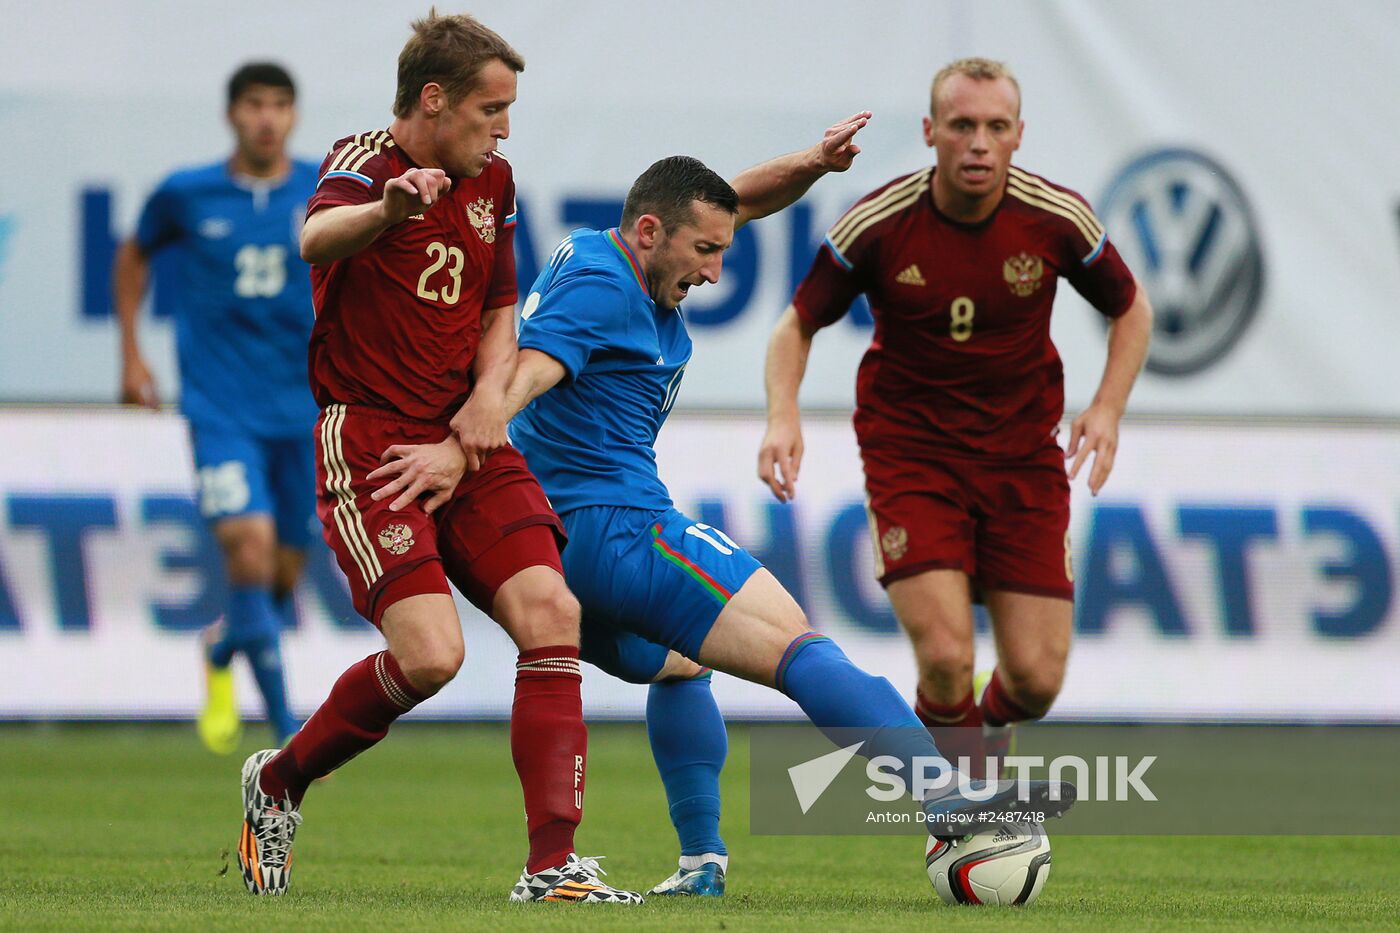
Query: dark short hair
[[393, 9, 525, 118], [227, 62, 296, 106], [621, 156, 739, 233]]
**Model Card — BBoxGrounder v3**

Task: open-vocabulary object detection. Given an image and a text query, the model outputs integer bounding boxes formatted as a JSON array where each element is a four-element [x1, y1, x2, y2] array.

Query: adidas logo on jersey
[[895, 264, 926, 286]]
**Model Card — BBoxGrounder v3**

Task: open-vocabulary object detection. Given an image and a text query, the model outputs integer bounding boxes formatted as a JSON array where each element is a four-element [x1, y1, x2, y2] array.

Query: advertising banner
[[1, 409, 1395, 721]]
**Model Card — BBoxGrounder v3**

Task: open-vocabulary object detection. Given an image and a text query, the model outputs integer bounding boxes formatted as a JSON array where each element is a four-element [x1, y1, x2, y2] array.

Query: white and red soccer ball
[[926, 822, 1052, 906]]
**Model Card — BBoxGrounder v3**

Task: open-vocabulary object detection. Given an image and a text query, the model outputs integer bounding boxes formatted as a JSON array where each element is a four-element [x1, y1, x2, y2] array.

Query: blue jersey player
[[376, 123, 1077, 894], [115, 63, 318, 752]]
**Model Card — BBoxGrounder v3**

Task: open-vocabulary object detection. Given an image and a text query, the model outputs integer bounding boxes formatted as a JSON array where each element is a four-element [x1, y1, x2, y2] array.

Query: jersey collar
[[604, 228, 649, 297], [227, 162, 292, 193]]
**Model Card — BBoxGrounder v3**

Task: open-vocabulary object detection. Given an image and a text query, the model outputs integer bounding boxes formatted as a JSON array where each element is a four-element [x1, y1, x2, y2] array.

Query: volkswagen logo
[[1100, 149, 1264, 375]]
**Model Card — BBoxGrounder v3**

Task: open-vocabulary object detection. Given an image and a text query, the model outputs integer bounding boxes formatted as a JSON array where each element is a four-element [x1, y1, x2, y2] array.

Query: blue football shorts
[[562, 505, 763, 679], [188, 425, 317, 549]]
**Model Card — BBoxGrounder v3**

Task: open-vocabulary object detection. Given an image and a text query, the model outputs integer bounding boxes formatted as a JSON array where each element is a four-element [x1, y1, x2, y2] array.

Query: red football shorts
[[314, 404, 565, 626], [860, 443, 1074, 601]]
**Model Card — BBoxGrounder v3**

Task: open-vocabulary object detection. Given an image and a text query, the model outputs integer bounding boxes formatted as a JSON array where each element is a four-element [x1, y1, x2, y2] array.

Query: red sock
[[916, 689, 985, 775], [980, 668, 1038, 727], [259, 651, 425, 804], [513, 646, 587, 874], [915, 688, 981, 728]]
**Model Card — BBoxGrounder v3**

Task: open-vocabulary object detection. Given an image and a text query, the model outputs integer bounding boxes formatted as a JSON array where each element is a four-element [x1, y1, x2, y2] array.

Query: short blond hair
[[929, 58, 1021, 118]]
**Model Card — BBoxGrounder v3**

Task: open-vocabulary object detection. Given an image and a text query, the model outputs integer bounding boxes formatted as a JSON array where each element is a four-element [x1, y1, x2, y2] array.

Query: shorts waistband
[[321, 402, 451, 429]]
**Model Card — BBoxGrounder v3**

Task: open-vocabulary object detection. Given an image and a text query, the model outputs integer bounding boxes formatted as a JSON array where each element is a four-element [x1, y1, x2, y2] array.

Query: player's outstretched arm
[[450, 303, 517, 472], [300, 167, 452, 264], [730, 112, 871, 230], [112, 238, 159, 409], [1067, 280, 1154, 495], [758, 304, 820, 502]]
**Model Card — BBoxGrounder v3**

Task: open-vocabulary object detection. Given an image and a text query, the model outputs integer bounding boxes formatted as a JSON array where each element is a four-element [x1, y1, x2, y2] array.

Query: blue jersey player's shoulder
[[520, 228, 639, 382], [137, 159, 227, 253], [149, 159, 231, 207], [159, 159, 228, 191], [541, 227, 637, 294]]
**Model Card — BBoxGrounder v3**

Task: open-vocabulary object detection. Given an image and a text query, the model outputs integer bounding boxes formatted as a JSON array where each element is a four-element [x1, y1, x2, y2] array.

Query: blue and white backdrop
[[0, 410, 1396, 721]]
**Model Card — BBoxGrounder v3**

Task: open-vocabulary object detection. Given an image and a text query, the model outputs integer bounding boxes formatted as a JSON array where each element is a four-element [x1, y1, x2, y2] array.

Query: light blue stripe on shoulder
[[503, 211, 518, 226], [823, 234, 854, 270], [1082, 231, 1107, 266], [318, 169, 374, 189]]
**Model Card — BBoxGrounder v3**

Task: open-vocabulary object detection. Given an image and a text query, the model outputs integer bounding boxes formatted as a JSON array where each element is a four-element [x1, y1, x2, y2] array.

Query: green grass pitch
[[4, 722, 1398, 931]]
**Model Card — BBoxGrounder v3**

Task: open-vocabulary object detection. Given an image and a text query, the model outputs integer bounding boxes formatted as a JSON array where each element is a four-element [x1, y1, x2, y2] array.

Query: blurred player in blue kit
[[373, 116, 1077, 896], [115, 63, 318, 752]]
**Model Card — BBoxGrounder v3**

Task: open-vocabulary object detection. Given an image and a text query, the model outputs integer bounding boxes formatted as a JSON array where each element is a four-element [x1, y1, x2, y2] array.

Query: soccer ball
[[925, 822, 1051, 906]]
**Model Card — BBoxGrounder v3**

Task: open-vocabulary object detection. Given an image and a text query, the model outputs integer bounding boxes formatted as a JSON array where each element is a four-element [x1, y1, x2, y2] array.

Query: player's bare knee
[[1003, 664, 1062, 717], [531, 584, 580, 641], [398, 642, 464, 696], [225, 548, 275, 586], [914, 638, 974, 686], [500, 580, 580, 647], [219, 529, 276, 585]]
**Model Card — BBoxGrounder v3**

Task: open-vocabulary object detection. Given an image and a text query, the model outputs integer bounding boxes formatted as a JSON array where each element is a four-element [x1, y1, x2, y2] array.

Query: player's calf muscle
[[987, 592, 1071, 713], [653, 651, 707, 683], [997, 662, 1064, 716], [895, 624, 975, 700], [273, 547, 306, 597], [914, 658, 975, 706]]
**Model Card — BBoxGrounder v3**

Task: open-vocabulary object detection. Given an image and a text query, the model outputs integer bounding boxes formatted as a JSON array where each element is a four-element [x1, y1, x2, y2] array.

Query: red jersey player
[[759, 59, 1153, 774], [236, 12, 641, 904]]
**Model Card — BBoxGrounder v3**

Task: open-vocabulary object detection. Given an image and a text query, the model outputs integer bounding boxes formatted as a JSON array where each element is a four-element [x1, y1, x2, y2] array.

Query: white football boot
[[647, 859, 726, 897], [509, 854, 644, 904], [238, 749, 302, 896]]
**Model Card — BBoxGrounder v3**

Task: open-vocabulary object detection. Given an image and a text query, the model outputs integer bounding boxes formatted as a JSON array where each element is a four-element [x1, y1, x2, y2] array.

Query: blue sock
[[207, 624, 238, 669], [647, 672, 727, 858], [228, 586, 299, 743], [776, 633, 946, 786], [246, 632, 299, 743]]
